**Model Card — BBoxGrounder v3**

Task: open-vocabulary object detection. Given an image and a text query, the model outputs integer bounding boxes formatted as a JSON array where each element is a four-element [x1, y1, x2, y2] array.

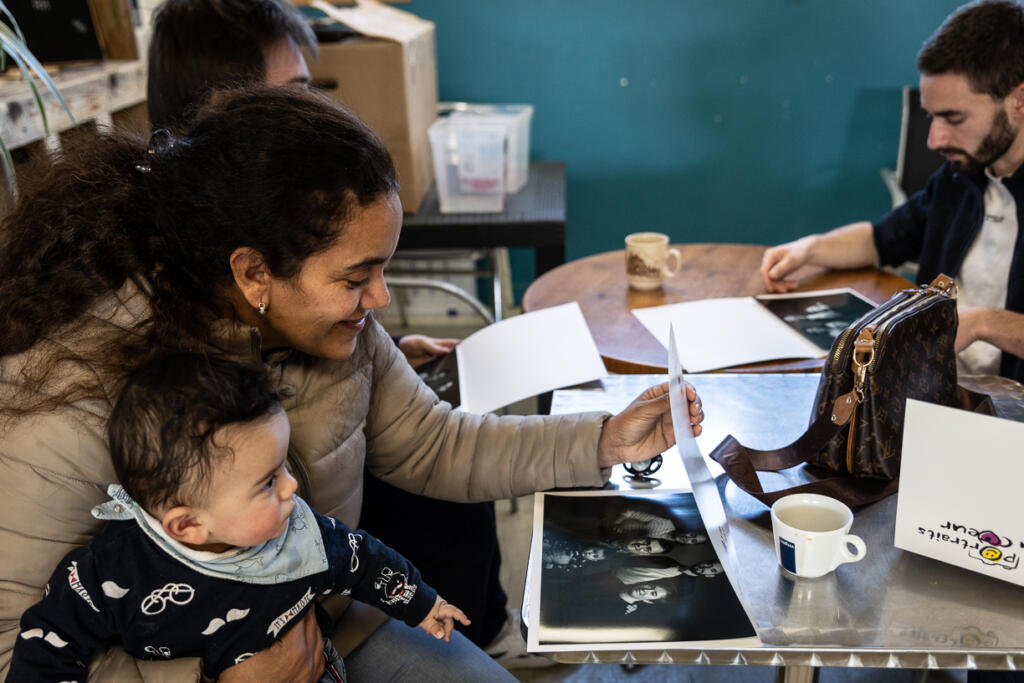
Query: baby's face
[[192, 409, 298, 550]]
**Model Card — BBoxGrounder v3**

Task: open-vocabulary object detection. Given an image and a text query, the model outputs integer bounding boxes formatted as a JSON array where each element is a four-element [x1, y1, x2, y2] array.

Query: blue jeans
[[343, 618, 516, 682], [319, 637, 347, 683]]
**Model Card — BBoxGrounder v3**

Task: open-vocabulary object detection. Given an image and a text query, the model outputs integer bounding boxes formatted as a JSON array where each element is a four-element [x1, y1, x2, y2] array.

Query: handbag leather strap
[[708, 385, 995, 508]]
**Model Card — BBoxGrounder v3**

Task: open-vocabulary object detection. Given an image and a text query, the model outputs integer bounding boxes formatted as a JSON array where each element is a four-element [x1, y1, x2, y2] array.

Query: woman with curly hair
[[0, 85, 703, 682]]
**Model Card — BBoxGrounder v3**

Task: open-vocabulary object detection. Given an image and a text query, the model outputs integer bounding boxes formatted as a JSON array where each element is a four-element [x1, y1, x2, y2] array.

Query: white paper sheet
[[667, 326, 756, 628], [455, 302, 607, 414], [632, 297, 824, 372], [895, 399, 1024, 586]]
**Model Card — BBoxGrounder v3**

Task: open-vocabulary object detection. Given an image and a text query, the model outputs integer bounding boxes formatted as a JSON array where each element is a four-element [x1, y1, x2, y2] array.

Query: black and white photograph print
[[528, 490, 755, 650], [415, 349, 460, 406], [756, 288, 876, 352]]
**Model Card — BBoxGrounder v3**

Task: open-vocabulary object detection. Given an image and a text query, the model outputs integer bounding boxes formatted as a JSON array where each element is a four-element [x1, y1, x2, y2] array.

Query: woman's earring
[[257, 301, 267, 316]]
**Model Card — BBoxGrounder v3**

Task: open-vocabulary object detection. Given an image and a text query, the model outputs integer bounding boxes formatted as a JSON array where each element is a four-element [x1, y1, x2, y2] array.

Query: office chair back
[[897, 87, 945, 200]]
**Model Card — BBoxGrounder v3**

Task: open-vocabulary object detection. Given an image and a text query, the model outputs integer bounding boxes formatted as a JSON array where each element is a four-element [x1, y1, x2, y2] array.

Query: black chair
[[880, 86, 946, 208], [880, 87, 946, 281]]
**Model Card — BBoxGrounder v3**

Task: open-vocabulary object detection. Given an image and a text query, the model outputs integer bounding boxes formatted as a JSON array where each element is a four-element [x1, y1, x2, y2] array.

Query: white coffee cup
[[770, 493, 866, 578], [625, 232, 681, 290]]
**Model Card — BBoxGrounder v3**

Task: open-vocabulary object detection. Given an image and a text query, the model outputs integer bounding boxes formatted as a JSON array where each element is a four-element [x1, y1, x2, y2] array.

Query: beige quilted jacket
[[0, 285, 610, 680]]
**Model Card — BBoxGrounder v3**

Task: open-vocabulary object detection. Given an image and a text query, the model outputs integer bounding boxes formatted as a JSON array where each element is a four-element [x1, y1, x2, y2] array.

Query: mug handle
[[837, 534, 867, 567], [662, 248, 682, 278]]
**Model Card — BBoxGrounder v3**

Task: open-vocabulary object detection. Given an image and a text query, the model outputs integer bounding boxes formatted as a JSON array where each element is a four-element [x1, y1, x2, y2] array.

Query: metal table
[[533, 373, 1024, 679]]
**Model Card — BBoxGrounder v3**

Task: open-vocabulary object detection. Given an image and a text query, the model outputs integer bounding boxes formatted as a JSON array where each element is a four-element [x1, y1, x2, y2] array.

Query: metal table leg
[[776, 665, 820, 683]]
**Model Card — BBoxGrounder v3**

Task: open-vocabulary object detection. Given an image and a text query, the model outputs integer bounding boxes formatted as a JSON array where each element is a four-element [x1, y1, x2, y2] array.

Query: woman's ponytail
[[0, 130, 155, 355]]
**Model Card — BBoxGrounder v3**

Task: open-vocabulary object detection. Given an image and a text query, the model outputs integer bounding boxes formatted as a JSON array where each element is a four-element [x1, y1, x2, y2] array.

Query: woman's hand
[[398, 335, 461, 368], [596, 381, 704, 469], [217, 609, 324, 682]]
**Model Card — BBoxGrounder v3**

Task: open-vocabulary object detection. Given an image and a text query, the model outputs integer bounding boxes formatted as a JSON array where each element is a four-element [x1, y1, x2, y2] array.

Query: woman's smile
[[253, 194, 402, 360], [337, 316, 366, 331]]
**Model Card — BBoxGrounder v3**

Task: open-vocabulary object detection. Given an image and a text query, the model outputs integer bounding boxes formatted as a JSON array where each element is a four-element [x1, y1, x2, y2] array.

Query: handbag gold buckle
[[851, 328, 875, 399]]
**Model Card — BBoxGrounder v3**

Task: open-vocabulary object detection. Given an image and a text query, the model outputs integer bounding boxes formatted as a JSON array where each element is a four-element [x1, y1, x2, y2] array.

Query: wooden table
[[522, 243, 912, 374]]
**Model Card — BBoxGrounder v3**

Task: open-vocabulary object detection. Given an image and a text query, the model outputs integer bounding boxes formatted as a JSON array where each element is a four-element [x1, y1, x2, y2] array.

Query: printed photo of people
[[755, 289, 875, 351], [533, 491, 754, 646], [415, 350, 460, 405]]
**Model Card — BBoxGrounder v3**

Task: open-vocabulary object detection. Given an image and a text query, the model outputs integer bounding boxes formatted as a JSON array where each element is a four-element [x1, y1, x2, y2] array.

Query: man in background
[[760, 0, 1024, 390]]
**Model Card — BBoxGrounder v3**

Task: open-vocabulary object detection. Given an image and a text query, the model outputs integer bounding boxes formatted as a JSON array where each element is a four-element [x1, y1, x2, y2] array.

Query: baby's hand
[[418, 596, 470, 642]]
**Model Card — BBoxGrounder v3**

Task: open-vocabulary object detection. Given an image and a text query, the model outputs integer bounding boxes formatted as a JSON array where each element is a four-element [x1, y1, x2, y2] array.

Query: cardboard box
[[309, 0, 437, 213]]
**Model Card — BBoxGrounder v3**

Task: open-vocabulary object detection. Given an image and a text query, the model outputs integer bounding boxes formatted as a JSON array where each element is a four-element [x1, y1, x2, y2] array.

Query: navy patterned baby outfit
[[8, 487, 436, 681]]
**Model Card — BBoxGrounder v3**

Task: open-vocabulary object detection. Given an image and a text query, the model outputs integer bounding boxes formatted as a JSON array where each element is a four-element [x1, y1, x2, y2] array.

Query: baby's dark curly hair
[[108, 352, 284, 513]]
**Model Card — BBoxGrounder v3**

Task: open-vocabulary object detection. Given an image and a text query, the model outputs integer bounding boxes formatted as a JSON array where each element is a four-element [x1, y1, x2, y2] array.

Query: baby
[[8, 353, 467, 681]]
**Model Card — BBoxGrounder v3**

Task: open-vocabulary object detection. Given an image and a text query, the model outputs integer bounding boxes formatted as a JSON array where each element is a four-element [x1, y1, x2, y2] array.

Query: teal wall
[[402, 0, 964, 299]]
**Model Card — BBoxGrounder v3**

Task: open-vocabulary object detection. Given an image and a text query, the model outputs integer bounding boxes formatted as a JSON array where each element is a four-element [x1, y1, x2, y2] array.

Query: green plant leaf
[[0, 0, 28, 75], [0, 21, 75, 128], [25, 76, 48, 134], [0, 1, 75, 197], [0, 137, 17, 198], [0, 1, 28, 43], [0, 42, 49, 134], [0, 0, 25, 90]]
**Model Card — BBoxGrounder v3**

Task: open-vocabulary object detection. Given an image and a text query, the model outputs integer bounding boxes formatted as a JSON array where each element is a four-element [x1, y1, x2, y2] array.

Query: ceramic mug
[[625, 232, 681, 290], [770, 493, 866, 578]]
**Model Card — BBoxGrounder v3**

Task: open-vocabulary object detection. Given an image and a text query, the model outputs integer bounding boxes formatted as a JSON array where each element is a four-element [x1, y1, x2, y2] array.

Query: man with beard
[[760, 0, 1024, 384]]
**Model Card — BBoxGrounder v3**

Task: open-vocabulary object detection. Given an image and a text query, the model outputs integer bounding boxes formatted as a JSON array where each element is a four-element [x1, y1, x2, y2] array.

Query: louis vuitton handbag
[[709, 274, 995, 508]]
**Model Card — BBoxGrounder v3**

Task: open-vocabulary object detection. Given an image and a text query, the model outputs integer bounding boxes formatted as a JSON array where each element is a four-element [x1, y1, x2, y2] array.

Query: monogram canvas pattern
[[809, 289, 958, 479]]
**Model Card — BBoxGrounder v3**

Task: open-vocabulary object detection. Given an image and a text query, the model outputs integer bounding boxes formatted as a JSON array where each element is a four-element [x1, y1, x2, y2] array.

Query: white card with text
[[895, 399, 1024, 586]]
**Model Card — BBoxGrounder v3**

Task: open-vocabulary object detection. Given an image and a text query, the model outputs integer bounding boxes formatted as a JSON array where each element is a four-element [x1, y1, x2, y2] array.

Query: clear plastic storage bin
[[427, 115, 507, 213], [447, 103, 534, 193]]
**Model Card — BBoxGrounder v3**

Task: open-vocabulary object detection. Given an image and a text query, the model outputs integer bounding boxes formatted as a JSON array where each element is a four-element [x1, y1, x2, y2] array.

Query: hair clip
[[147, 128, 176, 157], [136, 129, 184, 174]]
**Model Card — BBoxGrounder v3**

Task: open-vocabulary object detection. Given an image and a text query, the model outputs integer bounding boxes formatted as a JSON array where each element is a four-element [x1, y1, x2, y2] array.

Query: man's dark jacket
[[873, 161, 1024, 382]]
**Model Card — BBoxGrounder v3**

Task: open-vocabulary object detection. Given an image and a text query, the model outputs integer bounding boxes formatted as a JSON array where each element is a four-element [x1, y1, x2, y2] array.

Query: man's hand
[[418, 596, 471, 642], [597, 382, 704, 469], [761, 222, 879, 292], [956, 307, 1024, 359], [760, 236, 814, 292], [956, 307, 990, 352], [398, 335, 460, 369], [217, 610, 323, 682]]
